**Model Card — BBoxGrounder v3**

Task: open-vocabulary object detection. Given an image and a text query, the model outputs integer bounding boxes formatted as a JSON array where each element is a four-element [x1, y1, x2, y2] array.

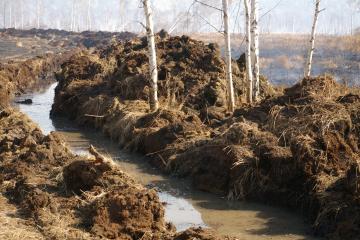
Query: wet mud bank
[[0, 35, 232, 239], [52, 33, 360, 239], [21, 83, 319, 240], [0, 50, 75, 105], [0, 107, 229, 239]]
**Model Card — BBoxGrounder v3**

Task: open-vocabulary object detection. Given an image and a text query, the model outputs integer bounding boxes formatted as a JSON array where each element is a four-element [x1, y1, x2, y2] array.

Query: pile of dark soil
[[0, 107, 230, 240], [0, 51, 75, 105], [52, 33, 360, 239], [52, 33, 275, 119], [0, 28, 137, 49], [172, 75, 360, 239], [51, 34, 276, 170]]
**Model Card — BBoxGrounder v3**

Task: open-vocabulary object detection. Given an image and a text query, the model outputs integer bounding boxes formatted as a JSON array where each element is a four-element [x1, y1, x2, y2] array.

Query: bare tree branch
[[194, 0, 223, 12]]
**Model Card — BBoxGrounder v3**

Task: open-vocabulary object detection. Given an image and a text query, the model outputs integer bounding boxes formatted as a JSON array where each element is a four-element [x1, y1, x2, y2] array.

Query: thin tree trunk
[[304, 0, 321, 78], [37, 0, 40, 29], [21, 0, 24, 29], [14, 12, 17, 29], [142, 0, 159, 111], [9, 2, 11, 28], [244, 0, 253, 103], [71, 0, 74, 31], [251, 0, 260, 101], [3, 1, 6, 29], [222, 0, 235, 112], [87, 0, 91, 31], [119, 1, 126, 31]]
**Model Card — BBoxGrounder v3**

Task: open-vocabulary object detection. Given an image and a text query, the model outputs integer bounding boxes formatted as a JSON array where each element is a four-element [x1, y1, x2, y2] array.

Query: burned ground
[[52, 31, 360, 239]]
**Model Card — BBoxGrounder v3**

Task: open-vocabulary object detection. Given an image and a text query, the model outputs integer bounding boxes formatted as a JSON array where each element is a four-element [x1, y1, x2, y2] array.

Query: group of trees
[[142, 0, 321, 112], [0, 0, 328, 112]]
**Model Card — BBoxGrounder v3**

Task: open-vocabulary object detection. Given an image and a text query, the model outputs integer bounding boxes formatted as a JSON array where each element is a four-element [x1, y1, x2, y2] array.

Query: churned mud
[[0, 32, 239, 239], [0, 52, 76, 104], [0, 106, 232, 240], [52, 32, 360, 239]]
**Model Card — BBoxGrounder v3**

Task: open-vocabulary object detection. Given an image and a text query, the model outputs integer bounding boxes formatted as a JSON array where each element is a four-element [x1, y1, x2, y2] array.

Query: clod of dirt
[[173, 227, 233, 240], [88, 187, 169, 240], [9, 178, 51, 216], [63, 159, 112, 194]]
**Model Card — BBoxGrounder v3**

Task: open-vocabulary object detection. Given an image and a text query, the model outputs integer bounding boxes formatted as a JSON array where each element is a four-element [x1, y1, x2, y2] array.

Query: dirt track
[[52, 33, 360, 239]]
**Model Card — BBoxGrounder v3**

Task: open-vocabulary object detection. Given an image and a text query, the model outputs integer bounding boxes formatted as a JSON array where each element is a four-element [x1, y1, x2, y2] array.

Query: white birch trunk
[[3, 1, 6, 29], [70, 1, 74, 31], [304, 0, 321, 78], [21, 0, 24, 29], [36, 0, 40, 29], [9, 2, 11, 28], [142, 0, 159, 111], [251, 0, 260, 101], [87, 0, 91, 31], [119, 1, 126, 31], [244, 0, 253, 103], [222, 0, 235, 112]]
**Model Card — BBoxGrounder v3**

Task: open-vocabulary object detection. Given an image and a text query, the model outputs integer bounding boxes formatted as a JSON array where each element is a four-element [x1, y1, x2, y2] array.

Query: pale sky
[[0, 0, 359, 34]]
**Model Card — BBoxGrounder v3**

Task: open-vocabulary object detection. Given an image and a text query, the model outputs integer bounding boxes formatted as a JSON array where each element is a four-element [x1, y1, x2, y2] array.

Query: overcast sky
[[0, 0, 359, 34]]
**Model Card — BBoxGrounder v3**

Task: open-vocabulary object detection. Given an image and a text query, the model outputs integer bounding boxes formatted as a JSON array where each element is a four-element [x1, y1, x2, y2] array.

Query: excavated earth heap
[[0, 51, 75, 105], [0, 28, 137, 49], [0, 33, 232, 240], [0, 106, 232, 240], [52, 32, 360, 239]]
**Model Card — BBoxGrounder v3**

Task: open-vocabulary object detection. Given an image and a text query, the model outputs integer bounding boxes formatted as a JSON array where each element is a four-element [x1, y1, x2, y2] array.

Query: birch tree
[[87, 0, 92, 31], [142, 0, 159, 111], [222, 0, 235, 112], [304, 0, 321, 78], [244, 0, 253, 103], [36, 0, 40, 28], [251, 0, 260, 101], [9, 1, 12, 28], [70, 0, 75, 31], [21, 0, 24, 29], [3, 0, 6, 28]]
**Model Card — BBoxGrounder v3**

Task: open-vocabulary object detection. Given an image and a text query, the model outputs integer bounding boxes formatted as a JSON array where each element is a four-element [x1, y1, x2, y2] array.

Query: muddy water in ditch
[[16, 83, 319, 240]]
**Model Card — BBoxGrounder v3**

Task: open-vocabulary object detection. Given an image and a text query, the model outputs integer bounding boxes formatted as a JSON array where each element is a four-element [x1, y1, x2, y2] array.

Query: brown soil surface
[[0, 31, 234, 239], [0, 50, 75, 106], [0, 106, 232, 240], [52, 32, 360, 239], [0, 28, 137, 49]]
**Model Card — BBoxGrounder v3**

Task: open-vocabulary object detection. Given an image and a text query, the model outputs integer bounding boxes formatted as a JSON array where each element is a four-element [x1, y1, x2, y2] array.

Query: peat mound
[[52, 33, 275, 120], [51, 30, 360, 239], [179, 76, 360, 239], [0, 107, 229, 239], [0, 28, 137, 49], [88, 187, 169, 239], [0, 51, 75, 105]]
